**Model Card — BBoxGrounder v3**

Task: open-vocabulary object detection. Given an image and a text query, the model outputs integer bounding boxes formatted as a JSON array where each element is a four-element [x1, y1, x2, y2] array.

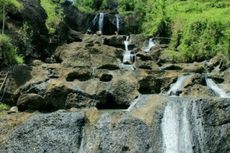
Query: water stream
[[122, 36, 135, 65], [98, 13, 105, 34], [205, 78, 230, 98], [167, 76, 188, 96], [143, 38, 156, 52], [161, 101, 193, 153], [115, 14, 120, 32]]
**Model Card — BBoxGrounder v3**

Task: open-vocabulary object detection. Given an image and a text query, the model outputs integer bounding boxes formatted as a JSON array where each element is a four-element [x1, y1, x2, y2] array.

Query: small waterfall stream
[[115, 14, 120, 32], [161, 101, 193, 153], [143, 38, 156, 52], [121, 36, 135, 69], [98, 13, 105, 34], [205, 78, 230, 98], [167, 76, 188, 96]]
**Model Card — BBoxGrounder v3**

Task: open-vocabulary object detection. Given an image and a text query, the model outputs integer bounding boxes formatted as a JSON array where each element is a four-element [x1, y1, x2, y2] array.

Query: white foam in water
[[115, 14, 120, 32], [206, 78, 230, 98], [123, 51, 131, 63], [124, 36, 130, 52], [167, 76, 187, 96], [120, 64, 134, 70], [122, 36, 135, 69], [98, 13, 104, 33], [161, 101, 193, 153], [143, 38, 156, 52], [179, 102, 193, 153], [161, 101, 179, 153]]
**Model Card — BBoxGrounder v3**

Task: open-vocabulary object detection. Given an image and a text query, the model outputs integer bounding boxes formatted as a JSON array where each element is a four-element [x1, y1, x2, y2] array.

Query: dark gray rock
[[0, 111, 85, 153], [17, 93, 45, 111], [198, 98, 230, 153], [83, 114, 153, 153]]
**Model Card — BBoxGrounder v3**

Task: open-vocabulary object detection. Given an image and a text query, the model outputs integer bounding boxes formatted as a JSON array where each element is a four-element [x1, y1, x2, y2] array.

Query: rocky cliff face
[[0, 1, 229, 153], [0, 96, 229, 153]]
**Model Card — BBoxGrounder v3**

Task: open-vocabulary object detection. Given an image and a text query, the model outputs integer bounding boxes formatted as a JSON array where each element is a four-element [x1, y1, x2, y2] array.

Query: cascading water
[[161, 101, 193, 153], [98, 13, 105, 34], [167, 76, 188, 96], [115, 14, 120, 32], [143, 38, 156, 52], [205, 78, 230, 98], [123, 51, 132, 63], [92, 14, 99, 27], [120, 36, 135, 70], [191, 102, 207, 153], [124, 36, 130, 52]]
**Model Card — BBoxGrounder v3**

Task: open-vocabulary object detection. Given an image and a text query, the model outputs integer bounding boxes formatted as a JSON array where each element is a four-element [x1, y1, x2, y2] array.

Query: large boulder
[[0, 111, 85, 153], [83, 114, 154, 153], [17, 93, 45, 111]]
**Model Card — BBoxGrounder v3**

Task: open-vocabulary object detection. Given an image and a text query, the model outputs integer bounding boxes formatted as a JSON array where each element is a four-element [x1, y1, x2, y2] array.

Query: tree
[[0, 0, 22, 34]]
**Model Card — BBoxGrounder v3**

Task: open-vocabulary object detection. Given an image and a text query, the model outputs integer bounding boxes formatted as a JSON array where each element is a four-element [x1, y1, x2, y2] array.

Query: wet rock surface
[[0, 96, 229, 153]]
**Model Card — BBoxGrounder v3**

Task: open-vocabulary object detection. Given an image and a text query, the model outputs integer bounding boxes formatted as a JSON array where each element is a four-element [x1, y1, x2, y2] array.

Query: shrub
[[0, 34, 24, 65], [40, 0, 63, 34], [0, 103, 10, 111], [143, 0, 230, 62]]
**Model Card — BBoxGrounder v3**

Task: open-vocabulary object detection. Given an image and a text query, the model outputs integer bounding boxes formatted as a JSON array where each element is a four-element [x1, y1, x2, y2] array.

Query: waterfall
[[167, 76, 187, 96], [92, 14, 99, 26], [98, 13, 105, 34], [192, 102, 207, 153], [115, 14, 120, 32], [124, 36, 130, 52], [123, 51, 132, 63], [121, 36, 135, 70], [143, 38, 156, 52], [205, 78, 230, 98], [161, 101, 193, 153]]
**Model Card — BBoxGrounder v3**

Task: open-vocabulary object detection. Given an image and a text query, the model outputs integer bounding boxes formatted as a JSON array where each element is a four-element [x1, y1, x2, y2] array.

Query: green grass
[[40, 0, 63, 34], [143, 0, 230, 63], [0, 103, 10, 112], [0, 34, 24, 64]]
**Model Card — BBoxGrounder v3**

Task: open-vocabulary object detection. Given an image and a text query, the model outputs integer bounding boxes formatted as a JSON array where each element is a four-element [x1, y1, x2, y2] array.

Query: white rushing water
[[192, 102, 207, 153], [123, 51, 132, 63], [205, 78, 230, 98], [124, 36, 130, 52], [98, 13, 105, 33], [122, 36, 135, 69], [143, 38, 156, 52], [115, 14, 120, 32], [167, 76, 187, 96], [92, 14, 99, 26], [161, 101, 193, 153]]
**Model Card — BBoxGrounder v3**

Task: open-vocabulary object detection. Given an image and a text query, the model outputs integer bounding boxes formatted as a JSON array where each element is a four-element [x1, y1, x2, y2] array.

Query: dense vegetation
[[40, 0, 63, 34], [143, 0, 230, 63], [0, 34, 24, 65], [1, 0, 229, 65], [0, 0, 23, 65], [66, 0, 230, 63]]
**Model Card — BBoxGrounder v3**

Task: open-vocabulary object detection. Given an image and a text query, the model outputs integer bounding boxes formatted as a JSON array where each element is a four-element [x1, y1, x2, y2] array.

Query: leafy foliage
[[0, 103, 10, 111], [143, 0, 230, 62], [40, 0, 63, 34], [0, 0, 22, 9], [0, 34, 24, 65]]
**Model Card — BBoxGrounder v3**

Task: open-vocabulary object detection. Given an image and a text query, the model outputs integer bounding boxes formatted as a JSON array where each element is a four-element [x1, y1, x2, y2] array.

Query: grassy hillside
[[143, 0, 230, 63]]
